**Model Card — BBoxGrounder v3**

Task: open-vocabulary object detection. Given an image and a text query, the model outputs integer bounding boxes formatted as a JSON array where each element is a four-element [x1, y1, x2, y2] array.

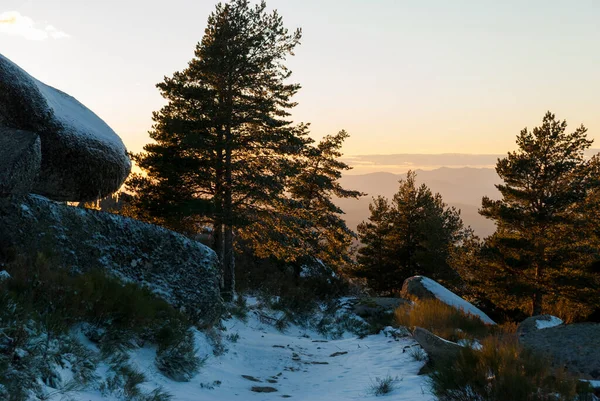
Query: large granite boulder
[[0, 53, 130, 202], [401, 276, 496, 325], [0, 128, 41, 195], [519, 322, 600, 380], [0, 195, 223, 326]]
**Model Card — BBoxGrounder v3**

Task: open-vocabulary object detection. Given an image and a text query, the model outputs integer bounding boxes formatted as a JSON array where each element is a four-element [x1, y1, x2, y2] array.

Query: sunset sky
[[1, 0, 598, 159]]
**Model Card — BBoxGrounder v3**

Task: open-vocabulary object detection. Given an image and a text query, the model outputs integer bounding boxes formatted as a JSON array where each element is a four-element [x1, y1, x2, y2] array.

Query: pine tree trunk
[[213, 223, 224, 289], [532, 290, 543, 316], [222, 117, 235, 301], [223, 226, 235, 301], [214, 130, 225, 293], [532, 261, 544, 316]]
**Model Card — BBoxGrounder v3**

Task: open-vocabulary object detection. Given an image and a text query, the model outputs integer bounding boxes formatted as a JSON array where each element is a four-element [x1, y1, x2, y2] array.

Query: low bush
[[395, 299, 490, 342], [0, 253, 198, 398], [368, 375, 401, 396], [429, 336, 593, 401], [155, 330, 202, 382]]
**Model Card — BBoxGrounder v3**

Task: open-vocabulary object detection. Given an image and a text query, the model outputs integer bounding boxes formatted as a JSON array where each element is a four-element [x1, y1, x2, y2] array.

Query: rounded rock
[[0, 53, 130, 202]]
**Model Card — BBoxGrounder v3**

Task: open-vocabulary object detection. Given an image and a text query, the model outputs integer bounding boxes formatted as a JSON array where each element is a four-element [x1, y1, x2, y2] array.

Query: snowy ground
[[53, 302, 435, 401]]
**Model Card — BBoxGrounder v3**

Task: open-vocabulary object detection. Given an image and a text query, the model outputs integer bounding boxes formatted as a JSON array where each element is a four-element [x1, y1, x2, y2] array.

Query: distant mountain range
[[341, 149, 600, 175], [337, 167, 502, 238], [337, 150, 600, 237]]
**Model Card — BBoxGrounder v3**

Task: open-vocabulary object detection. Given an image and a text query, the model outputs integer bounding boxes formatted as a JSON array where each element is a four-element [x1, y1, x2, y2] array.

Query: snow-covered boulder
[[0, 53, 130, 202], [401, 276, 496, 325], [517, 315, 563, 336], [0, 128, 41, 195], [0, 195, 223, 326]]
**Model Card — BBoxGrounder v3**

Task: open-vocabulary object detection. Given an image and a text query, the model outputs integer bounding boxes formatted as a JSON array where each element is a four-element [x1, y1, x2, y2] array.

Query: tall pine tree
[[479, 112, 600, 318], [127, 0, 307, 299]]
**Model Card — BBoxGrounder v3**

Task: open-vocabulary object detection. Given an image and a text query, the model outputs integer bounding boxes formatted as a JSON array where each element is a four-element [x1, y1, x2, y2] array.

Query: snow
[[418, 276, 496, 325], [0, 52, 126, 153], [35, 80, 126, 151], [457, 339, 483, 350], [0, 271, 10, 281], [49, 305, 434, 401], [583, 380, 600, 389], [535, 316, 563, 330]]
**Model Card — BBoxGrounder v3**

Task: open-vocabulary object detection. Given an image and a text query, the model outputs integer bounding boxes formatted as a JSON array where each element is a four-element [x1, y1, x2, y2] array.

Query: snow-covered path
[[60, 306, 434, 400]]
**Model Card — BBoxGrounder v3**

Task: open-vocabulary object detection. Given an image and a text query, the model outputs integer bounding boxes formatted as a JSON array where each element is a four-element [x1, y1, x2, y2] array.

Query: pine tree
[[239, 130, 364, 276], [356, 171, 467, 294], [479, 112, 600, 318], [288, 130, 364, 274], [127, 0, 307, 299], [355, 196, 395, 293]]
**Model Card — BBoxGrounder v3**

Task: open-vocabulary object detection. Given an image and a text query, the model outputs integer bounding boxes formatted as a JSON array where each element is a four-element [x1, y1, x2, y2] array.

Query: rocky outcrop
[[412, 327, 462, 363], [0, 128, 41, 195], [0, 195, 223, 326], [0, 53, 130, 202], [352, 297, 410, 318], [401, 276, 496, 325], [517, 315, 563, 336], [519, 322, 600, 380]]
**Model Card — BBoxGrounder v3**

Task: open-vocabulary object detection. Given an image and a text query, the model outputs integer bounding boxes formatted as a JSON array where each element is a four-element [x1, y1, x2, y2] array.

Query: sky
[[1, 0, 599, 158]]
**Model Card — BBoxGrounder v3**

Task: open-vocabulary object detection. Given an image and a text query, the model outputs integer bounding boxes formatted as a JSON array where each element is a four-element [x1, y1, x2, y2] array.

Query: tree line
[[355, 112, 600, 322], [121, 0, 599, 322]]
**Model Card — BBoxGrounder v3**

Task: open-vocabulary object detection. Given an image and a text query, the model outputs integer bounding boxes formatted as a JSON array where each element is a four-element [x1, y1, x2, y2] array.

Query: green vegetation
[[0, 254, 200, 399], [368, 375, 401, 396], [354, 171, 470, 295], [461, 112, 600, 321]]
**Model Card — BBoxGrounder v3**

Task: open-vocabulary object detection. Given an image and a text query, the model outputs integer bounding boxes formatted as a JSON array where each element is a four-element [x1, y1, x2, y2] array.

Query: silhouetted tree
[[479, 112, 600, 318], [356, 171, 468, 294], [127, 0, 307, 299]]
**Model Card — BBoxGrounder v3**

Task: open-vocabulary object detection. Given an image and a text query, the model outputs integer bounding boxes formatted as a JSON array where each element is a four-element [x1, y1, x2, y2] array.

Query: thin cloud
[[0, 11, 70, 40]]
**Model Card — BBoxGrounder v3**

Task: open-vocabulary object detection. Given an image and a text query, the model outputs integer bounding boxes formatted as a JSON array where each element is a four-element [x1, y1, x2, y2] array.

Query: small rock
[[329, 351, 348, 357], [242, 375, 261, 382], [251, 386, 278, 393], [412, 327, 462, 364]]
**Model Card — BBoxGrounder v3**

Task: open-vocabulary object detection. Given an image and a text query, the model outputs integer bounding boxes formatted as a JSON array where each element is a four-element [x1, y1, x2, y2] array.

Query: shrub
[[0, 254, 194, 397], [368, 375, 401, 396], [227, 296, 249, 321], [155, 330, 201, 382], [408, 347, 428, 362], [429, 336, 593, 401], [3, 254, 191, 350], [395, 299, 490, 342]]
